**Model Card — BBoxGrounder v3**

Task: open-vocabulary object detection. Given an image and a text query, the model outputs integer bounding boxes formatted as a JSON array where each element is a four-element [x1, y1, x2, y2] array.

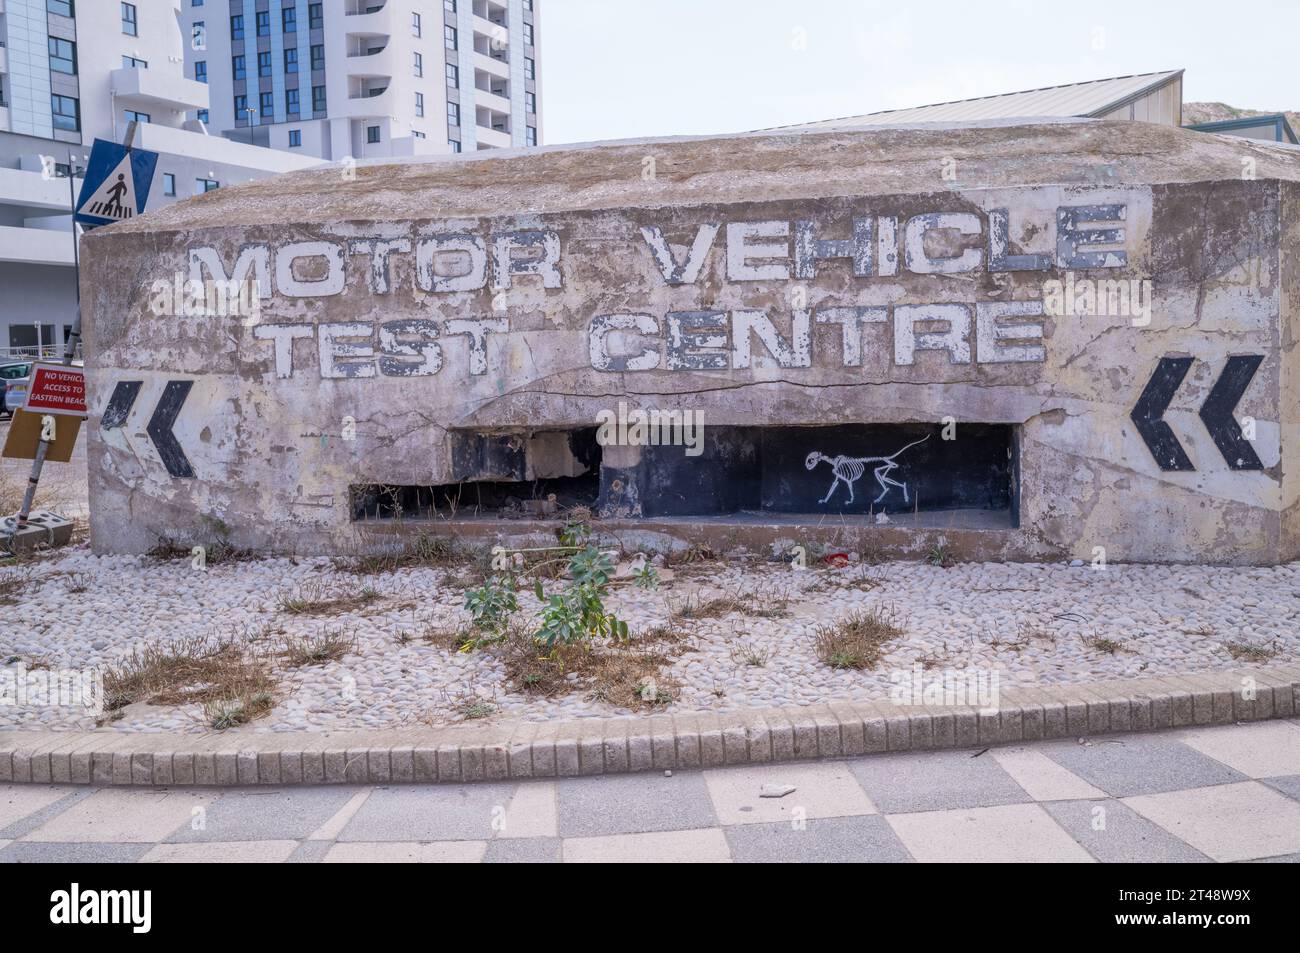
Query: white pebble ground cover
[[1, 546, 1297, 732]]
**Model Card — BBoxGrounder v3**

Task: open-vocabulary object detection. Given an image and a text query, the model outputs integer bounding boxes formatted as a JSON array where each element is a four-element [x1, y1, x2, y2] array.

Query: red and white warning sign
[[23, 363, 87, 418]]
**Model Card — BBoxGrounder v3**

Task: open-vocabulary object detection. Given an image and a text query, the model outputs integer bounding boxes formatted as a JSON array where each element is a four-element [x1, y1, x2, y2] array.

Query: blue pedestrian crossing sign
[[74, 139, 159, 229]]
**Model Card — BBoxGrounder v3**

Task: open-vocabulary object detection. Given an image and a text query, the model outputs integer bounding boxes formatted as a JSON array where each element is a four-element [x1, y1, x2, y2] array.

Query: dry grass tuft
[[280, 628, 356, 667], [495, 629, 681, 710], [277, 582, 383, 616], [340, 535, 470, 574], [812, 605, 904, 670], [0, 568, 32, 606], [1223, 640, 1280, 663], [669, 589, 789, 621], [103, 634, 279, 723]]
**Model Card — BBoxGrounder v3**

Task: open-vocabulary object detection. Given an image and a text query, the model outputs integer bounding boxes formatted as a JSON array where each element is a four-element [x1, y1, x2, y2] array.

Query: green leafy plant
[[464, 575, 519, 631], [632, 561, 660, 590], [532, 545, 629, 650]]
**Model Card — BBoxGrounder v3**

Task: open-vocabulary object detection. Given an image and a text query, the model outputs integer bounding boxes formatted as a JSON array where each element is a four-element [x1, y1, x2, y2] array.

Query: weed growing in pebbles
[[812, 606, 904, 670]]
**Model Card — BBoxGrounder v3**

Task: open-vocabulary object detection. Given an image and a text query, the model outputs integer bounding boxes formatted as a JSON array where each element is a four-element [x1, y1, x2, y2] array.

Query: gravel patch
[[1, 547, 1296, 733]]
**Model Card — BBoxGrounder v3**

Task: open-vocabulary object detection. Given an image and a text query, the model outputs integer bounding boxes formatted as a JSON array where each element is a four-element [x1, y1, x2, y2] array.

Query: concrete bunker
[[79, 120, 1300, 564]]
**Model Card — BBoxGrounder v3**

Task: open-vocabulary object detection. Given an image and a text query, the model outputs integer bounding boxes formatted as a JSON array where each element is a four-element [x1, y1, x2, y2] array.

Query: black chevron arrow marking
[[146, 380, 195, 478], [1131, 357, 1195, 471], [1199, 355, 1264, 470], [100, 380, 142, 430]]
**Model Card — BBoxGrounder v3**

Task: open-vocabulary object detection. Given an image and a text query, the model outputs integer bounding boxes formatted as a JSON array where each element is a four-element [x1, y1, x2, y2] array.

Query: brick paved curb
[[2, 665, 1297, 786]]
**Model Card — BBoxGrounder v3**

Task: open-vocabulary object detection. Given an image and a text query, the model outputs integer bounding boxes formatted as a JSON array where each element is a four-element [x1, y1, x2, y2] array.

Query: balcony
[[111, 67, 209, 112], [0, 45, 8, 74], [341, 85, 394, 119], [344, 1, 394, 34], [475, 124, 510, 149], [0, 166, 75, 212], [473, 51, 509, 80], [346, 42, 395, 79], [0, 224, 76, 267]]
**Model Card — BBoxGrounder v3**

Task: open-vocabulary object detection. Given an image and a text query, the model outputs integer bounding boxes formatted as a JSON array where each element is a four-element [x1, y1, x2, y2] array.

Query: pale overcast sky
[[540, 0, 1297, 144]]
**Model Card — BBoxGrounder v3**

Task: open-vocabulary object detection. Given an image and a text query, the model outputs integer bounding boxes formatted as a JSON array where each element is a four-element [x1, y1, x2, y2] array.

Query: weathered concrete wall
[[79, 120, 1300, 563]]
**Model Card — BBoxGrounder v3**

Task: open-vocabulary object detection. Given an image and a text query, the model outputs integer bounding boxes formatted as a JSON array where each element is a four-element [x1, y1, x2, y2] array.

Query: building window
[[286, 88, 300, 114], [231, 14, 244, 40], [415, 92, 424, 117], [525, 0, 533, 9], [289, 129, 302, 148], [163, 173, 176, 196], [256, 10, 270, 36], [234, 93, 248, 118], [309, 3, 323, 29], [123, 109, 151, 124], [258, 51, 272, 78], [47, 0, 75, 16], [312, 86, 326, 112], [413, 129, 425, 139], [412, 12, 421, 37], [284, 48, 298, 73], [193, 0, 202, 5], [525, 91, 536, 114], [122, 55, 148, 69], [523, 23, 534, 46], [194, 61, 207, 83], [311, 45, 325, 71], [283, 7, 297, 33], [446, 63, 459, 87], [232, 55, 246, 80], [444, 0, 456, 11], [444, 25, 457, 50], [197, 108, 209, 124], [447, 101, 460, 126], [51, 94, 80, 132], [121, 2, 138, 36], [414, 52, 423, 77], [48, 37, 77, 75], [449, 139, 461, 153], [524, 57, 535, 80], [367, 125, 381, 144], [192, 22, 206, 50], [260, 90, 274, 118], [196, 178, 219, 194], [526, 125, 536, 146]]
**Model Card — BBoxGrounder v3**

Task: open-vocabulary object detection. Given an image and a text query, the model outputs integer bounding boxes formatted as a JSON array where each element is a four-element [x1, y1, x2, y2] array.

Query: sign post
[[2, 123, 155, 553]]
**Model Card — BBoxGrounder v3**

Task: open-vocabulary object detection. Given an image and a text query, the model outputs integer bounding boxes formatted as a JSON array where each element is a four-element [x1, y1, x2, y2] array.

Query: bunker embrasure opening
[[351, 423, 1018, 528]]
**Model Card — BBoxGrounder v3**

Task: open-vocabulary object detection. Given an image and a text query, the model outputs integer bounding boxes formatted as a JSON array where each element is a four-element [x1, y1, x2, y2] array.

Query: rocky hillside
[[1185, 101, 1298, 132]]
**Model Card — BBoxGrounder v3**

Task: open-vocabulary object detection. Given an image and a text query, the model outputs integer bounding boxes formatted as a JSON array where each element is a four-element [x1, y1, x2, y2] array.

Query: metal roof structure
[[777, 69, 1184, 130]]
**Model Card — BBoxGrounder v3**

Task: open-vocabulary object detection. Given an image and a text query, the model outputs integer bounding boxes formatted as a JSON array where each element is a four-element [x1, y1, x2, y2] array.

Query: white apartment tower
[[181, 0, 543, 160], [0, 1, 318, 355]]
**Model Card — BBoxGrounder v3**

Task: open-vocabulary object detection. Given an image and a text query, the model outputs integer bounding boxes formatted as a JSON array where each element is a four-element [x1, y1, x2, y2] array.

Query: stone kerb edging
[[2, 666, 1297, 787]]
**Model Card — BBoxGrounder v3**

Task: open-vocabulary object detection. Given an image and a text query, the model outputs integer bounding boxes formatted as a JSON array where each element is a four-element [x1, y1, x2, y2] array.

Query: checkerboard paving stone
[[849, 748, 1032, 813], [140, 841, 299, 863], [724, 815, 912, 863], [886, 803, 1096, 863], [562, 828, 731, 863], [1175, 721, 1300, 778], [308, 789, 371, 840], [702, 761, 875, 826], [165, 787, 361, 843], [483, 837, 563, 863], [1035, 736, 1247, 797], [1122, 781, 1300, 863], [20, 788, 214, 843], [990, 747, 1107, 801], [0, 785, 89, 838], [323, 841, 488, 863], [498, 781, 556, 838], [555, 771, 716, 838], [337, 782, 515, 842], [1261, 774, 1300, 801], [0, 841, 151, 863], [1041, 800, 1212, 863]]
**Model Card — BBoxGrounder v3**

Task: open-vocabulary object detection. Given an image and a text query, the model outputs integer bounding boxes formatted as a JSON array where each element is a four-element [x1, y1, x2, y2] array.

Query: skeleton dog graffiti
[[805, 435, 931, 505]]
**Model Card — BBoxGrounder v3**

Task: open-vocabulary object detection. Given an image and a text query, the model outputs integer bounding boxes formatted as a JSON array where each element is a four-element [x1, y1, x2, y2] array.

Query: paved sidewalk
[[2, 721, 1299, 863]]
